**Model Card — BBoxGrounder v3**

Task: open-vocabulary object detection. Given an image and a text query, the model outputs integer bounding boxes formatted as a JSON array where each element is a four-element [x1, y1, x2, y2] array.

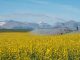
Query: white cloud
[[0, 0, 80, 23], [0, 13, 66, 24]]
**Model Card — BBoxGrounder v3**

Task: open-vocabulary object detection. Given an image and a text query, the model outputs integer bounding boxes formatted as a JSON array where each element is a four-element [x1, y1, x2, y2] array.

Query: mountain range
[[0, 20, 80, 34], [0, 20, 39, 30]]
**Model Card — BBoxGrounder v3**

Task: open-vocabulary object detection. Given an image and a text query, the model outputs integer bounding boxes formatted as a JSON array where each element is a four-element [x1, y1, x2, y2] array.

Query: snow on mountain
[[0, 22, 6, 26], [53, 20, 79, 30], [38, 22, 52, 29], [0, 20, 39, 29], [0, 20, 80, 35], [32, 20, 80, 35]]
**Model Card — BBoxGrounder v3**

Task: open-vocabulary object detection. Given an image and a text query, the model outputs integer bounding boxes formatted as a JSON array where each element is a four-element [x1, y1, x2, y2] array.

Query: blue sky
[[0, 0, 80, 24]]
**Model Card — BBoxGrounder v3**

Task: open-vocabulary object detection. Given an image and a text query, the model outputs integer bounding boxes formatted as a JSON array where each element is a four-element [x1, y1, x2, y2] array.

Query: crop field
[[0, 32, 80, 60]]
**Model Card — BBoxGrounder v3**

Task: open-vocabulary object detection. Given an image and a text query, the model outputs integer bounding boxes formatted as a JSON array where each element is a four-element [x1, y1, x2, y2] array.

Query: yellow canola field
[[0, 32, 80, 60]]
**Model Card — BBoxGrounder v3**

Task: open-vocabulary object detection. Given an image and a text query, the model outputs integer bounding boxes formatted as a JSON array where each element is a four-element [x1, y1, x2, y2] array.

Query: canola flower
[[0, 32, 80, 60]]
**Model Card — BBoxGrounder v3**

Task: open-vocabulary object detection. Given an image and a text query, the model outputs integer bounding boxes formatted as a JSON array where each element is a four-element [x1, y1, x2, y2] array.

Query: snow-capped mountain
[[0, 20, 53, 29], [32, 20, 80, 35], [0, 20, 39, 29], [53, 20, 79, 31], [0, 21, 6, 26], [38, 22, 52, 29], [0, 20, 80, 34]]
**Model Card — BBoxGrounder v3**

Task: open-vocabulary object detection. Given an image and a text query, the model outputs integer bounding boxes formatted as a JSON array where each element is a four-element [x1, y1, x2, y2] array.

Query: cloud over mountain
[[0, 13, 66, 24]]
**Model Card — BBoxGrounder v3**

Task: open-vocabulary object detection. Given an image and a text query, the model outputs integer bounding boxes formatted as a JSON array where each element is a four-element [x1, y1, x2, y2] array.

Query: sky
[[0, 0, 80, 24]]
